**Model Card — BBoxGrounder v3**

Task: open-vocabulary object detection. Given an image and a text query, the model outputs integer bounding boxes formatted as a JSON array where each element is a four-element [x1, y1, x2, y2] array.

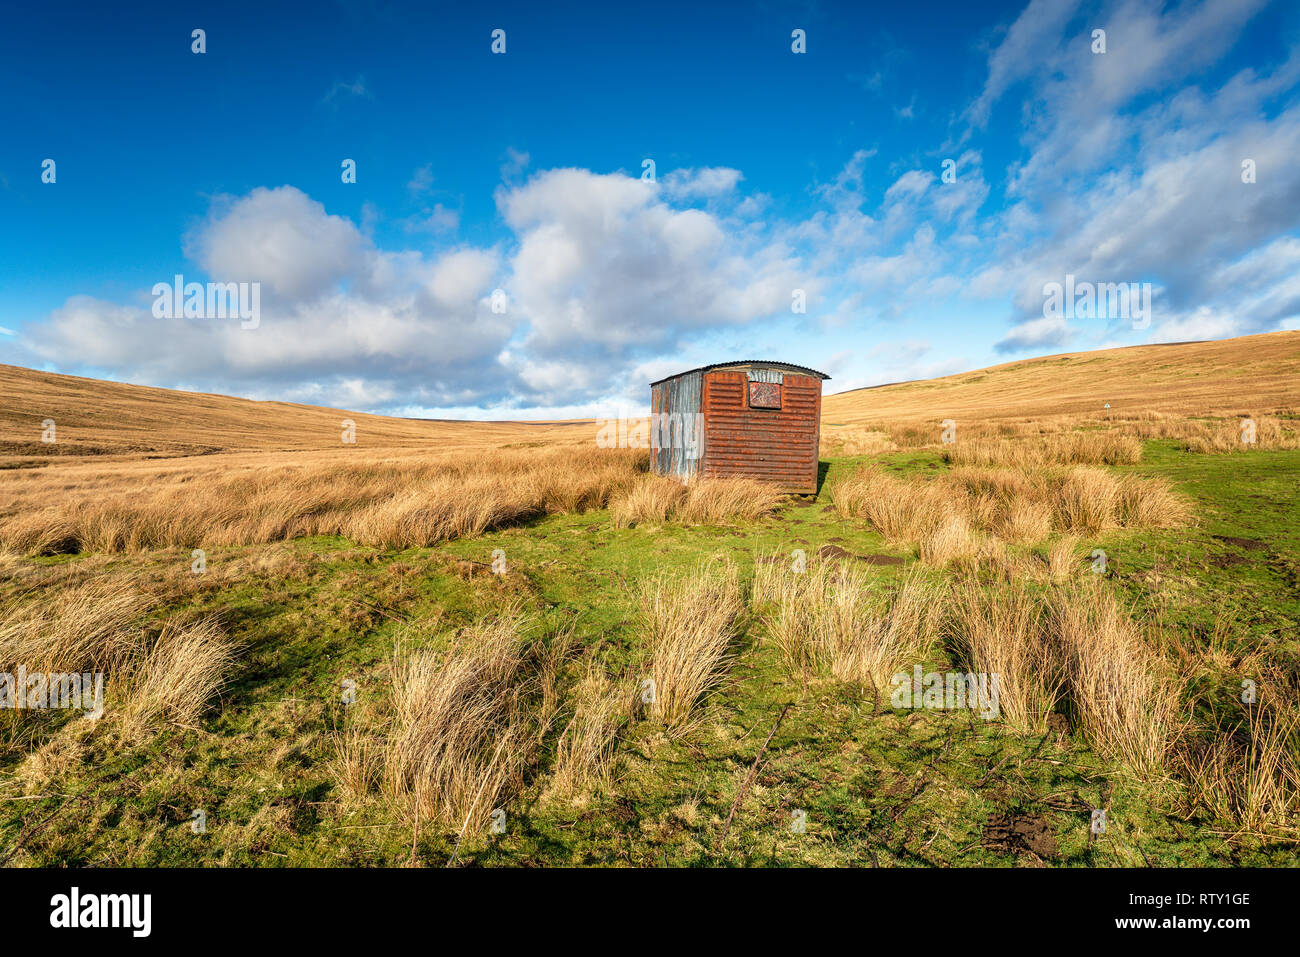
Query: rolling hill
[[1, 331, 1297, 463], [822, 331, 1300, 425], [0, 364, 589, 461]]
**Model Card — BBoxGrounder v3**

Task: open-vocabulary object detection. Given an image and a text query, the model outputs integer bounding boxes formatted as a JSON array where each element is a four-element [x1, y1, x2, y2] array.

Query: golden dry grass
[[831, 464, 1191, 560], [822, 331, 1300, 427], [118, 618, 237, 729], [945, 584, 1060, 733], [820, 406, 1297, 469], [640, 568, 743, 734], [1046, 535, 1083, 581], [1181, 415, 1300, 453], [331, 725, 381, 805], [2, 334, 1290, 565], [1047, 582, 1182, 775], [941, 580, 1183, 773], [1, 335, 1296, 869], [0, 442, 787, 557], [0, 362, 664, 557], [374, 607, 560, 834], [942, 431, 1142, 467], [0, 580, 153, 674], [1184, 701, 1300, 835], [0, 362, 591, 458], [609, 473, 687, 526], [819, 335, 1298, 483], [751, 557, 829, 677], [678, 478, 787, 524], [917, 515, 980, 566], [0, 580, 236, 736], [0, 445, 647, 555], [828, 468, 952, 542], [752, 560, 943, 688], [4, 337, 1297, 848], [7, 332, 1296, 463], [548, 663, 635, 800], [611, 475, 785, 528], [820, 427, 897, 457]]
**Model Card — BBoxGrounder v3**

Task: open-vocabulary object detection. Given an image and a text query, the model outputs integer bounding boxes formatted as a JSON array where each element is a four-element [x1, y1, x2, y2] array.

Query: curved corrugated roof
[[650, 360, 830, 386]]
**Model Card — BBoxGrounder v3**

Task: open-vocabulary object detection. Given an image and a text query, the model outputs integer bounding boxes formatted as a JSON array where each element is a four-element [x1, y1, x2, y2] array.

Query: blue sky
[[2, 0, 1298, 418]]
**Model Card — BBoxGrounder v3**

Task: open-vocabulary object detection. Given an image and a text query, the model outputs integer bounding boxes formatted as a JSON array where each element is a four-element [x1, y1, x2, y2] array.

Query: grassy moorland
[[0, 333, 1297, 867]]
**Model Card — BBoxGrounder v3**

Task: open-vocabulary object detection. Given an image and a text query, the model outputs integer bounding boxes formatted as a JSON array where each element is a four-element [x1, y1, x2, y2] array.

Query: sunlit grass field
[[1, 333, 1297, 866]]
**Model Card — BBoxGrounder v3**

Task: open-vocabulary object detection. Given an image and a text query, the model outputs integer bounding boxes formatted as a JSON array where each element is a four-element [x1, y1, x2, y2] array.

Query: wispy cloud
[[406, 164, 433, 195], [320, 74, 372, 107]]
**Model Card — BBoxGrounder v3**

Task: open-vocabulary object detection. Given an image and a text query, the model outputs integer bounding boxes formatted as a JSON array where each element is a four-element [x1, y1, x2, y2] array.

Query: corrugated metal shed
[[649, 361, 830, 386], [650, 368, 704, 480], [650, 361, 829, 493]]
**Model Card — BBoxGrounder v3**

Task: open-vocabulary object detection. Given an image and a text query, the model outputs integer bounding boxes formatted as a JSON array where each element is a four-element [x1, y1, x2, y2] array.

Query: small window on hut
[[748, 381, 782, 409]]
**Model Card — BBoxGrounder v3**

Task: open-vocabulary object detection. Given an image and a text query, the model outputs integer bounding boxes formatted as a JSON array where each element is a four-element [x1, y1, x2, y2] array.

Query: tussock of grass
[[942, 578, 1183, 772], [119, 618, 237, 729], [752, 558, 831, 677], [331, 725, 381, 805], [1046, 535, 1082, 581], [831, 464, 1191, 560], [0, 548, 26, 579], [1180, 665, 1300, 836], [997, 499, 1054, 544], [918, 515, 979, 566], [681, 478, 786, 524], [1050, 467, 1123, 533], [828, 467, 952, 542], [14, 731, 89, 795], [945, 584, 1061, 733], [640, 568, 743, 734], [830, 571, 943, 689], [0, 446, 647, 556], [0, 580, 154, 674], [612, 475, 784, 528], [943, 432, 1142, 467], [0, 582, 235, 735], [753, 559, 942, 690], [1182, 415, 1300, 453], [378, 608, 555, 834], [1114, 473, 1195, 528], [610, 474, 687, 526], [1047, 582, 1182, 775], [548, 663, 635, 799]]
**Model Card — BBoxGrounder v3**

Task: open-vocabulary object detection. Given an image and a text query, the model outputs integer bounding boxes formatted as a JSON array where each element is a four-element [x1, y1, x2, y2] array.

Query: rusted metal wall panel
[[650, 370, 703, 480], [700, 370, 822, 493]]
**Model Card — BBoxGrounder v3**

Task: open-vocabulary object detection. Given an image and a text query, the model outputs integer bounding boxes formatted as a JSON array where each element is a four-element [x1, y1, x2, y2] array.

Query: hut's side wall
[[699, 370, 821, 493], [650, 370, 704, 480]]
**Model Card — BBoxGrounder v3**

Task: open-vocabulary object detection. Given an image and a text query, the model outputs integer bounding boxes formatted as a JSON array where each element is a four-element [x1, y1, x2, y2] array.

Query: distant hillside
[[0, 365, 588, 459], [3, 331, 1297, 460], [822, 331, 1300, 425]]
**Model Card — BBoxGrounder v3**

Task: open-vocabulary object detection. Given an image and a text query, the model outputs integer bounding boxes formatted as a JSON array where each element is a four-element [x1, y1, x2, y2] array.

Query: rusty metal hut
[[649, 361, 829, 494]]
